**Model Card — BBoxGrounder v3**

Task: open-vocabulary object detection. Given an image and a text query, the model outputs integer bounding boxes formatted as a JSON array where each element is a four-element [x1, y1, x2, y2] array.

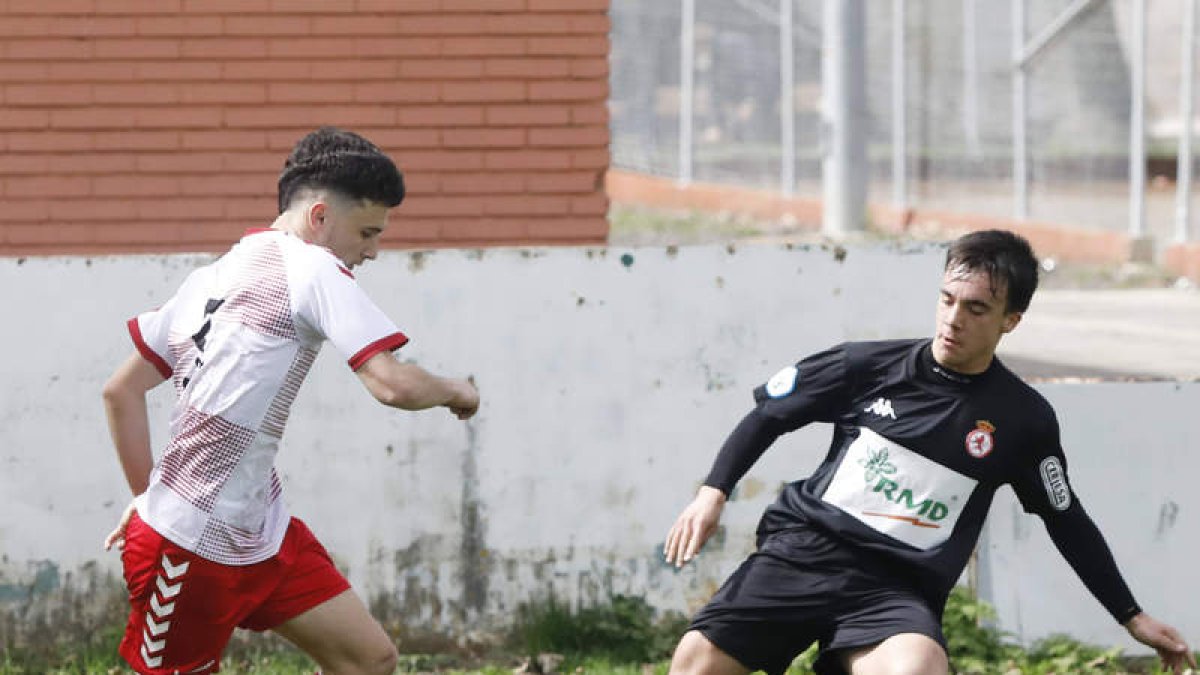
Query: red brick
[[396, 14, 487, 35], [571, 103, 608, 125], [0, 62, 49, 81], [356, 0, 439, 10], [353, 82, 441, 104], [0, 199, 52, 222], [527, 36, 607, 56], [525, 216, 607, 242], [136, 61, 222, 81], [440, 172, 526, 194], [5, 0, 93, 14], [5, 224, 95, 246], [571, 148, 609, 168], [183, 0, 271, 13], [6, 175, 91, 197], [312, 59, 396, 80], [8, 131, 92, 152], [137, 152, 226, 173], [352, 37, 440, 57], [527, 0, 608, 10], [569, 56, 607, 78], [529, 126, 608, 147], [94, 38, 181, 59], [225, 105, 396, 128], [528, 171, 601, 193], [398, 172, 438, 195], [485, 57, 569, 79], [135, 107, 223, 129], [441, 0, 524, 11], [136, 16, 223, 35], [136, 197, 224, 219], [311, 15, 400, 35], [0, 16, 53, 36], [181, 130, 269, 150], [486, 104, 571, 126], [485, 14, 572, 34], [363, 128, 441, 149], [442, 81, 526, 103], [92, 175, 181, 197], [48, 61, 138, 81], [399, 59, 485, 80], [528, 80, 608, 101], [48, 199, 137, 221], [224, 15, 311, 35], [85, 221, 184, 245], [441, 37, 526, 56], [485, 194, 570, 215], [268, 82, 356, 103], [571, 192, 607, 215], [380, 217, 441, 243], [47, 153, 138, 174], [484, 149, 572, 170], [6, 38, 93, 60], [397, 106, 485, 127], [5, 84, 92, 106], [438, 217, 527, 242], [93, 83, 180, 105], [93, 0, 183, 14], [399, 150, 485, 171], [92, 131, 181, 151], [180, 83, 268, 104], [442, 128, 526, 148], [399, 195, 487, 217], [0, 155, 49, 175], [183, 175, 273, 196], [268, 0, 357, 13], [222, 60, 312, 80], [0, 109, 51, 130], [225, 196, 274, 220], [569, 14, 610, 33], [221, 151, 282, 172], [183, 37, 269, 58]]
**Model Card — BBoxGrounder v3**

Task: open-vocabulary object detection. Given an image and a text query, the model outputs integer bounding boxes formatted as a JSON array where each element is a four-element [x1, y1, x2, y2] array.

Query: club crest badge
[[965, 420, 995, 459]]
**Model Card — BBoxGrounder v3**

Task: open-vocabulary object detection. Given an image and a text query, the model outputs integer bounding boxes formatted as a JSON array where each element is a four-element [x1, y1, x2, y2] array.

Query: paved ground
[[997, 288, 1200, 381]]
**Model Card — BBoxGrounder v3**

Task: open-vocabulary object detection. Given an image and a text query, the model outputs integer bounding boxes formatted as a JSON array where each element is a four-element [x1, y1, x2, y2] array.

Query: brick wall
[[0, 0, 611, 255]]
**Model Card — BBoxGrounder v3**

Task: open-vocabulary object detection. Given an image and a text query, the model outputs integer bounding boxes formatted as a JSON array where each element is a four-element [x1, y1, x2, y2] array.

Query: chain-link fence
[[610, 0, 1199, 242]]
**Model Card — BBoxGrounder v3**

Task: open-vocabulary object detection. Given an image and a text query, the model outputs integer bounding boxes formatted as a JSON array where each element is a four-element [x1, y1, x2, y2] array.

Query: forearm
[[359, 355, 467, 411], [703, 408, 788, 495], [103, 388, 154, 495], [1043, 504, 1141, 624]]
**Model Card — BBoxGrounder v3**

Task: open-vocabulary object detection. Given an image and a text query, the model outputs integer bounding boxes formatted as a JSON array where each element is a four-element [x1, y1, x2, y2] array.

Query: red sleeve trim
[[337, 264, 355, 279], [127, 317, 173, 379], [347, 332, 409, 371]]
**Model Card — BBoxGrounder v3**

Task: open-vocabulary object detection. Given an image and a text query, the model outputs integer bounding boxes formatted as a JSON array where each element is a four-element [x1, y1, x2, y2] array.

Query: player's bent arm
[[102, 351, 167, 496], [355, 351, 478, 418], [1040, 501, 1141, 624]]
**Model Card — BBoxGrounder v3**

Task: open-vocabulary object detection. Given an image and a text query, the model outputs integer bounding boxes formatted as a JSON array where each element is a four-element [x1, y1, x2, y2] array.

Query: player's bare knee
[[669, 631, 744, 675], [363, 640, 399, 675]]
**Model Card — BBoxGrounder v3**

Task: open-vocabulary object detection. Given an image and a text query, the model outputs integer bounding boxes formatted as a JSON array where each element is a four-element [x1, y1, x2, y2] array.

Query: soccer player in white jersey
[[102, 127, 479, 675]]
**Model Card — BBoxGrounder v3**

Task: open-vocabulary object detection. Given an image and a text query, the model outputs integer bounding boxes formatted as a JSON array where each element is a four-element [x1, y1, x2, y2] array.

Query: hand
[[448, 377, 479, 420], [1125, 612, 1195, 674], [103, 500, 137, 552], [664, 486, 727, 568]]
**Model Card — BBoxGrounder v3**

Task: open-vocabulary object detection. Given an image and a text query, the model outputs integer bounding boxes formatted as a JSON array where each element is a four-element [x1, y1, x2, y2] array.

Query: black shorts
[[688, 525, 946, 675]]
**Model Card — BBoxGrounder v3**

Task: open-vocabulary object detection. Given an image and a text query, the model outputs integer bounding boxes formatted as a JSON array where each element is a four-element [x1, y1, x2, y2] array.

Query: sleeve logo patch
[[765, 365, 799, 398], [1039, 457, 1072, 511]]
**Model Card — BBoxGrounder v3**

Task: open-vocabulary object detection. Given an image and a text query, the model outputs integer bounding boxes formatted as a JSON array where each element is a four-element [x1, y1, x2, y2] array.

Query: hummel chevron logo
[[150, 593, 175, 617], [141, 644, 163, 668], [160, 554, 190, 579], [145, 612, 170, 636], [864, 397, 897, 419], [143, 629, 166, 653], [156, 575, 183, 599]]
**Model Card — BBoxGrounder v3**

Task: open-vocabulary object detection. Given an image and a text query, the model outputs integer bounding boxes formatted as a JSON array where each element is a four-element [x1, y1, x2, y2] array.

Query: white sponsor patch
[[765, 365, 799, 398], [821, 427, 977, 550], [1039, 457, 1072, 511]]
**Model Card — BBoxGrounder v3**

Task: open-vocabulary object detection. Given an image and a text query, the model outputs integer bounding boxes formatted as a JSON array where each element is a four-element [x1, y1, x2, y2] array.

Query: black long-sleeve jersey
[[704, 338, 1140, 623]]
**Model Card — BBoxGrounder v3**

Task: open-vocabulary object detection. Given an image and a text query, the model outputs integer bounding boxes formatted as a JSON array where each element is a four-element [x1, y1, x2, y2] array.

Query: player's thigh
[[670, 630, 752, 675], [841, 632, 949, 675], [272, 589, 398, 675]]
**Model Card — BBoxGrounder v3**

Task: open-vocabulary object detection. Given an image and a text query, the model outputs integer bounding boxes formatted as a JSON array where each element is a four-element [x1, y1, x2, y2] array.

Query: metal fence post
[[679, 0, 695, 187], [1130, 0, 1147, 239], [892, 0, 907, 208], [1176, 0, 1197, 243], [822, 0, 868, 236], [1012, 0, 1029, 221]]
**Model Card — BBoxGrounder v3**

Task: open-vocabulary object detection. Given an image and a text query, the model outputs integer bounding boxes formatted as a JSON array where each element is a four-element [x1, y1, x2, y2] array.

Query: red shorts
[[118, 511, 350, 675]]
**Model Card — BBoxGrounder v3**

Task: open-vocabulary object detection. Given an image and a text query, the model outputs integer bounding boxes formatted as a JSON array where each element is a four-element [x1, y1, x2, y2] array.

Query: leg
[[669, 630, 751, 675], [841, 633, 949, 675], [272, 589, 398, 675]]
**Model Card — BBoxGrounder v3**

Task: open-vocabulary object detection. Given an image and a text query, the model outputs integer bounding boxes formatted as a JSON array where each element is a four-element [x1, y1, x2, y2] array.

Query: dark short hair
[[945, 229, 1039, 313], [277, 126, 405, 213]]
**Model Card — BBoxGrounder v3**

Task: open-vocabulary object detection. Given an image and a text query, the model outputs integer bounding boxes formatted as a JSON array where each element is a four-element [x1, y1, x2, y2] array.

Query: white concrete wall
[[2, 242, 1193, 654]]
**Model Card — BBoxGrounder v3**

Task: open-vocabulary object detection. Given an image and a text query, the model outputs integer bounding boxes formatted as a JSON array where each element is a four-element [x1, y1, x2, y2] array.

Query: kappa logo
[[863, 397, 897, 420]]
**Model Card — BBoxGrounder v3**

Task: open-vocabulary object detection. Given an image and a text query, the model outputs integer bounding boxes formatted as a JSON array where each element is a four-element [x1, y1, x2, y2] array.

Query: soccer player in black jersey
[[663, 230, 1194, 675]]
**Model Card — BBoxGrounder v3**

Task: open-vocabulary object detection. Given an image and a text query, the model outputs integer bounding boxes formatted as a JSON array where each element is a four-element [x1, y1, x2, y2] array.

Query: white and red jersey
[[127, 228, 407, 565]]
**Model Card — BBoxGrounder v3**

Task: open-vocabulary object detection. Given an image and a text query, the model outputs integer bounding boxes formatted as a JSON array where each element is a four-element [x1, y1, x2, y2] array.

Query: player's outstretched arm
[[356, 351, 479, 419], [1124, 612, 1195, 674], [664, 486, 727, 569]]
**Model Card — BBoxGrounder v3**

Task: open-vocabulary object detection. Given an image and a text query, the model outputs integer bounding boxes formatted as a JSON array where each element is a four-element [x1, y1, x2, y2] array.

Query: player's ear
[[1001, 311, 1022, 334], [307, 201, 328, 234]]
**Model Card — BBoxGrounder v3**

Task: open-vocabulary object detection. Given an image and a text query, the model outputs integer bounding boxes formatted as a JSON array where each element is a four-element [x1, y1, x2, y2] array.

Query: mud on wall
[[2, 242, 946, 650]]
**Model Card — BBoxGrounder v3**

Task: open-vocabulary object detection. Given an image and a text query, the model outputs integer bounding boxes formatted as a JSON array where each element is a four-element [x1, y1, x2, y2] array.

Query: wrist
[[698, 484, 728, 503]]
